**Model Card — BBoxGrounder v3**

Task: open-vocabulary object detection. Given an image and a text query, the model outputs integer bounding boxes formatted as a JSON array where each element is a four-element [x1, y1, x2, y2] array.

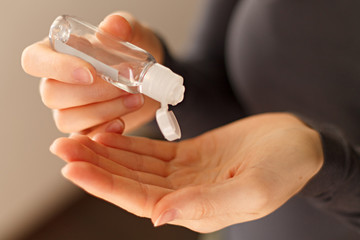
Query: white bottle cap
[[141, 63, 185, 106], [141, 63, 185, 141], [156, 106, 181, 141]]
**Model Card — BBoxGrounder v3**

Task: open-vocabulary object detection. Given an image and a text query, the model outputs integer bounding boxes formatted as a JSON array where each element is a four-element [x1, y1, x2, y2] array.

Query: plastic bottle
[[49, 15, 185, 141]]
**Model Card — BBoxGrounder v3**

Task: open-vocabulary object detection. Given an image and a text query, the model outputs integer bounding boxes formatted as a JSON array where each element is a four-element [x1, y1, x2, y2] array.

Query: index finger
[[93, 133, 177, 162], [21, 38, 95, 84], [62, 161, 172, 218]]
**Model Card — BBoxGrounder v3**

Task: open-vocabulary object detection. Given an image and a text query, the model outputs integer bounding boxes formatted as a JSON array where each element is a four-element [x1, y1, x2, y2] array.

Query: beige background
[[0, 0, 204, 238]]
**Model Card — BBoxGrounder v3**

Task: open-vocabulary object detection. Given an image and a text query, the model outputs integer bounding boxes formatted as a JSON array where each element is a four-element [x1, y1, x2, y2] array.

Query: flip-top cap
[[156, 107, 181, 141], [142, 63, 184, 106]]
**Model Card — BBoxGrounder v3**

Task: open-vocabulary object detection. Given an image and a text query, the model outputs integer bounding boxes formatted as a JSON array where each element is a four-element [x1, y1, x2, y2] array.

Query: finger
[[84, 118, 125, 137], [22, 39, 95, 84], [71, 134, 170, 177], [40, 77, 127, 109], [53, 94, 144, 133], [120, 95, 160, 132], [51, 137, 171, 188], [61, 161, 172, 218], [99, 13, 133, 42], [99, 12, 164, 63], [93, 133, 177, 161]]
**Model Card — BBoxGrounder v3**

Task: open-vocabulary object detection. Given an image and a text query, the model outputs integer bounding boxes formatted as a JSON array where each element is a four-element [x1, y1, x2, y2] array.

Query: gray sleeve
[[300, 122, 360, 233], [163, 48, 245, 139], [161, 0, 245, 138]]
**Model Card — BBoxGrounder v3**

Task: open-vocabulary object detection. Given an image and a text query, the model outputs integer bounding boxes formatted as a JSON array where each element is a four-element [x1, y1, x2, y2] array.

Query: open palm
[[51, 113, 323, 233]]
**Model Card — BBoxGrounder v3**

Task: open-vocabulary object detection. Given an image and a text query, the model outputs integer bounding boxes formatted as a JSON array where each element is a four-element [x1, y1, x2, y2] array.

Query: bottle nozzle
[[141, 63, 184, 106]]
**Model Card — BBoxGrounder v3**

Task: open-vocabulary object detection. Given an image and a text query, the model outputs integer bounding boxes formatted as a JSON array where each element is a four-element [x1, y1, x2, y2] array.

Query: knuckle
[[198, 200, 215, 219], [196, 188, 216, 219], [95, 111, 112, 125], [39, 78, 56, 108]]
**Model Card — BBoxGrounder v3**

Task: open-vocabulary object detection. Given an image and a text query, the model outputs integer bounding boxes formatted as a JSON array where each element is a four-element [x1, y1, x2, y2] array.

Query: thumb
[[151, 177, 272, 232], [99, 11, 164, 63], [152, 183, 233, 232], [81, 118, 125, 139], [99, 12, 135, 42]]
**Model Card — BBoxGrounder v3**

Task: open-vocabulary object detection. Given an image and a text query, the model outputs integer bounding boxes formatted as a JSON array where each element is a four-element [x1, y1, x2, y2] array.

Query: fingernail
[[105, 119, 124, 133], [61, 164, 70, 177], [99, 20, 105, 28], [72, 67, 93, 84], [154, 209, 179, 227], [123, 94, 144, 108], [120, 15, 135, 30], [69, 132, 81, 138], [49, 142, 56, 153]]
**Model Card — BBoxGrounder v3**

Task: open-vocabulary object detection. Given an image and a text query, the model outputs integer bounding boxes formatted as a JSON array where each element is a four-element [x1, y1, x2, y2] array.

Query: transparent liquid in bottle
[[49, 15, 156, 93]]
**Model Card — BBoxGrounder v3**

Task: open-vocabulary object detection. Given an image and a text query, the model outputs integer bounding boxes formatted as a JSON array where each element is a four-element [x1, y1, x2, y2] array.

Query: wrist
[[282, 113, 325, 190], [306, 127, 325, 180], [287, 113, 327, 195]]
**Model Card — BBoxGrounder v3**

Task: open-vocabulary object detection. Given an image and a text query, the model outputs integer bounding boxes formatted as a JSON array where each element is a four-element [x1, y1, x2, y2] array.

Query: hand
[[50, 113, 324, 233], [21, 12, 162, 134]]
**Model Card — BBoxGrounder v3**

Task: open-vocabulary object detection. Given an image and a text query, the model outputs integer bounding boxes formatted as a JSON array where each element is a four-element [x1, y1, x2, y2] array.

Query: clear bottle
[[49, 15, 185, 141]]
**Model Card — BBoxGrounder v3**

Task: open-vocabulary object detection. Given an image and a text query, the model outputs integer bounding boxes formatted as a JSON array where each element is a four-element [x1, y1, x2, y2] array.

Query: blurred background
[[1, 0, 204, 239]]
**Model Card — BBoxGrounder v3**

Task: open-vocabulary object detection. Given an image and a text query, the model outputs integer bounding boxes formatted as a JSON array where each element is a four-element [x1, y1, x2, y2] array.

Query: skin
[[21, 12, 161, 134], [22, 12, 324, 233], [50, 113, 323, 233]]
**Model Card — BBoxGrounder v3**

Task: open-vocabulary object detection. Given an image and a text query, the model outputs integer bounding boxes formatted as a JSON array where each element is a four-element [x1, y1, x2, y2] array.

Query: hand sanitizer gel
[[49, 15, 185, 141]]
